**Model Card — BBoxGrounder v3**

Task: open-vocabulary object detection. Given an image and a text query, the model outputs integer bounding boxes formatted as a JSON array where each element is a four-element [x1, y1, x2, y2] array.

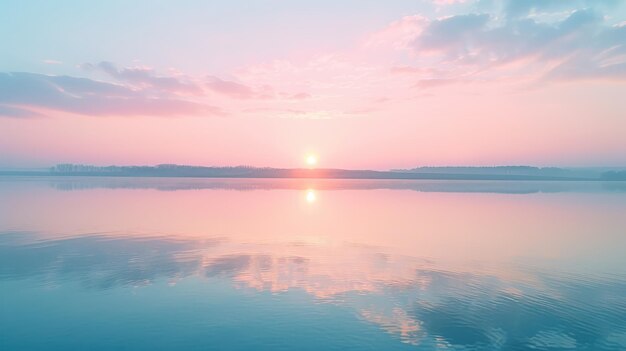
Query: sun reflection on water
[[305, 189, 317, 203]]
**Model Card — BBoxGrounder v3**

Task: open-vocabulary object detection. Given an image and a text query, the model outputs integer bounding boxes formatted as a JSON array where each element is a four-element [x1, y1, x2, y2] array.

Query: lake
[[1, 177, 625, 350]]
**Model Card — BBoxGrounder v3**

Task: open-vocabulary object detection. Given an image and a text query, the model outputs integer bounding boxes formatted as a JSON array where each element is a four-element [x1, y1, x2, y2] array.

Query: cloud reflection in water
[[1, 230, 625, 350]]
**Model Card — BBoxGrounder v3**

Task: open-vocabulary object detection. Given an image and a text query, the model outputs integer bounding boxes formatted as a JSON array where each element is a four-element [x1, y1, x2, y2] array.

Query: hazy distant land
[[0, 164, 625, 181]]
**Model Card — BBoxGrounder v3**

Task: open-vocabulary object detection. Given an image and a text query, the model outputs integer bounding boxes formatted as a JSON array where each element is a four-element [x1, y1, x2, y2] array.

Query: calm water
[[1, 177, 625, 350]]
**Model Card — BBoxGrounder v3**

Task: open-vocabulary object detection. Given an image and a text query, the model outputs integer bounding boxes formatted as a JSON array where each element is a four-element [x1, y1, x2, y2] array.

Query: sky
[[1, 0, 625, 169]]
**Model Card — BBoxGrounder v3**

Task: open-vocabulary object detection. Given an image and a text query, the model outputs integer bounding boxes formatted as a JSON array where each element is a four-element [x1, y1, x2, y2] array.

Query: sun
[[305, 154, 318, 167]]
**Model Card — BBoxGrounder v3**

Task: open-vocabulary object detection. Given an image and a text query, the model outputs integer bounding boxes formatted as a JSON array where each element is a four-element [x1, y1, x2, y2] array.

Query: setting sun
[[305, 154, 318, 167]]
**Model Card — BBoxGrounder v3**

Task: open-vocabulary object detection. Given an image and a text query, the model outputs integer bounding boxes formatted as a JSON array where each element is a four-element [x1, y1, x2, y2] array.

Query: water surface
[[1, 177, 625, 350]]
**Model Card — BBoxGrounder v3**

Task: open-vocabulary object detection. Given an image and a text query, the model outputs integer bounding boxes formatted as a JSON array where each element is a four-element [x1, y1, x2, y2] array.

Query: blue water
[[1, 177, 625, 350]]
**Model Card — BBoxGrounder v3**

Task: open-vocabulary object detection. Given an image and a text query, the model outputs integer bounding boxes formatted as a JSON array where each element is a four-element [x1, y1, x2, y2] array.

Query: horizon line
[[2, 163, 626, 171]]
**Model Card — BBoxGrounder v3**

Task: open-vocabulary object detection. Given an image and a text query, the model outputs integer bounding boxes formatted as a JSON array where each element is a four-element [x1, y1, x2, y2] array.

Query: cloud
[[83, 61, 307, 101], [82, 61, 294, 101], [0, 61, 314, 118], [365, 15, 428, 49], [204, 75, 289, 100], [378, 8, 626, 85], [285, 92, 311, 100], [0, 104, 43, 118], [0, 72, 222, 117], [205, 75, 257, 99], [81, 61, 203, 95], [4, 1, 622, 121], [414, 13, 490, 55], [502, 0, 622, 18]]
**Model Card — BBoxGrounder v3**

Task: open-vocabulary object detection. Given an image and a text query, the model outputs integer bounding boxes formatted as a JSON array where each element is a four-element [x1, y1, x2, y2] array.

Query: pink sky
[[1, 0, 625, 168]]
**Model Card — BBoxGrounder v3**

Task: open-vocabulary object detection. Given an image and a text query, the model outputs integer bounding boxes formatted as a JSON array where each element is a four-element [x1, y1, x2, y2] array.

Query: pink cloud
[[206, 76, 256, 99], [365, 15, 428, 50]]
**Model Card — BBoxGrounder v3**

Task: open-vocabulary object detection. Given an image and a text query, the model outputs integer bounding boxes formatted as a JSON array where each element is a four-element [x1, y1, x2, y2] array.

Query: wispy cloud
[[80, 61, 203, 95], [0, 104, 43, 118], [0, 72, 221, 118], [205, 76, 259, 99]]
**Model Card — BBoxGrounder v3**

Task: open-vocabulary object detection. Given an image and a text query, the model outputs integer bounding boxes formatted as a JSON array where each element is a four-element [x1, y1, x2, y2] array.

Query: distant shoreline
[[1, 164, 624, 181], [0, 171, 611, 181]]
